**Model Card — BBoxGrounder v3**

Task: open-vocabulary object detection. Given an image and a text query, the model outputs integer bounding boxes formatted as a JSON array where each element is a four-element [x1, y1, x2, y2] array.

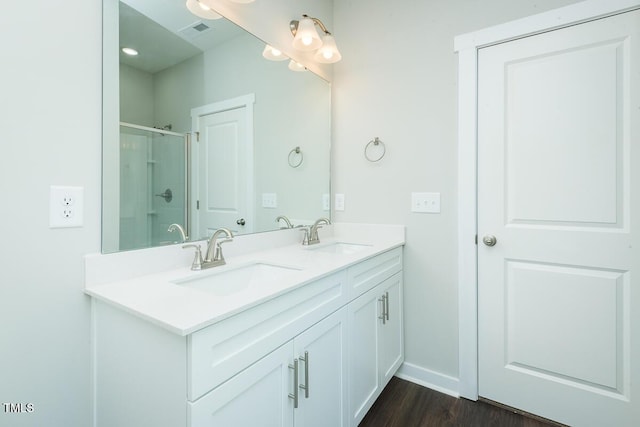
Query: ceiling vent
[[179, 21, 212, 40]]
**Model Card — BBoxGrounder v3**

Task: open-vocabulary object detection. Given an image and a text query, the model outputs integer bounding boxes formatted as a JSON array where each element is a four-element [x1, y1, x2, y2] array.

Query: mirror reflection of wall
[[102, 0, 331, 254]]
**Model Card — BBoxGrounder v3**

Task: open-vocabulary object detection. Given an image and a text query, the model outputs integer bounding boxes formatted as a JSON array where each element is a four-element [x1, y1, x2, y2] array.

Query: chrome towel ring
[[364, 137, 386, 162], [288, 146, 303, 168]]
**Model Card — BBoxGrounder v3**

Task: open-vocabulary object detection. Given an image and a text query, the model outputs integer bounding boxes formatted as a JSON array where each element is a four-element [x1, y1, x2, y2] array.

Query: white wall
[[0, 1, 101, 426], [332, 0, 583, 389], [120, 63, 155, 126]]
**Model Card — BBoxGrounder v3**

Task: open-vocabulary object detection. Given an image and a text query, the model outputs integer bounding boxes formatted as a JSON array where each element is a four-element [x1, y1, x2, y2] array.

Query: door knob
[[236, 218, 246, 226], [482, 235, 497, 246]]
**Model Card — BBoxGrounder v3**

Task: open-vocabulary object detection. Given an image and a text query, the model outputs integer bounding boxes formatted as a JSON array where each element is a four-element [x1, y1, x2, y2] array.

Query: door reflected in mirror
[[102, 0, 331, 253]]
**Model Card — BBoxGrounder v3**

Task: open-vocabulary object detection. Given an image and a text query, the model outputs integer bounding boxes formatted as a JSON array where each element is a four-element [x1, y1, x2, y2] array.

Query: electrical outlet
[[335, 193, 345, 211], [411, 192, 441, 213], [62, 195, 75, 206], [322, 193, 330, 211], [50, 186, 84, 228]]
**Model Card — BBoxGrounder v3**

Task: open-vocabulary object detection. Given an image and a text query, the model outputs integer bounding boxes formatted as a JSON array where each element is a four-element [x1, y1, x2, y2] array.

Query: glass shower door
[[119, 123, 187, 251]]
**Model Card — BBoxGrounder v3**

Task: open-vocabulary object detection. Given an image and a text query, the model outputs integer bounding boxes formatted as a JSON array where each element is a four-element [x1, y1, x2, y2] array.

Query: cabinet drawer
[[188, 271, 347, 400], [347, 247, 402, 299]]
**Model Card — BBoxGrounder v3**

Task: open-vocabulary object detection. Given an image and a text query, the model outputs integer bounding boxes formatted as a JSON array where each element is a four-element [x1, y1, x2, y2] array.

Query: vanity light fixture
[[290, 14, 341, 63], [288, 60, 307, 72], [314, 33, 342, 63], [186, 0, 222, 19], [121, 47, 139, 56], [262, 45, 288, 61], [228, 0, 255, 3]]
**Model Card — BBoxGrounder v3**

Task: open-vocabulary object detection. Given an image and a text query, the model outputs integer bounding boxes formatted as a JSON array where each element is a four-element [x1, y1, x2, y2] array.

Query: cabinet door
[[294, 308, 348, 427], [347, 285, 382, 426], [188, 342, 295, 427], [378, 272, 403, 385], [348, 273, 405, 427]]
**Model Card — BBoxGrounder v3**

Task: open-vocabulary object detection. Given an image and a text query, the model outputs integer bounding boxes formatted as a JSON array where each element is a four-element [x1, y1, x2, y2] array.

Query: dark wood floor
[[359, 377, 559, 427]]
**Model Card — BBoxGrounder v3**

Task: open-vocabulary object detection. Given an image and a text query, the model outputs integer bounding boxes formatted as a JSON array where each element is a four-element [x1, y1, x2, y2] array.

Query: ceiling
[[119, 0, 244, 74]]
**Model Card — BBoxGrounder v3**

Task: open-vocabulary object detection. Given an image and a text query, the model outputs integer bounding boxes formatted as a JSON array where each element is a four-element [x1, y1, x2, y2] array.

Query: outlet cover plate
[[322, 193, 330, 211], [50, 185, 84, 228], [335, 193, 345, 211]]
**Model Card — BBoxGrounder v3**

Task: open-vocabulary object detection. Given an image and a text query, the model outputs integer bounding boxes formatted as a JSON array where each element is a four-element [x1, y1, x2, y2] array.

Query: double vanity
[[85, 223, 405, 427]]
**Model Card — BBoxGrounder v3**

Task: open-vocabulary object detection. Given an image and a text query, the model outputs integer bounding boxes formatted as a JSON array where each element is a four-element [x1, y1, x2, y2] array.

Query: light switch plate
[[50, 185, 84, 228], [262, 193, 277, 208], [411, 192, 440, 213], [335, 193, 345, 211]]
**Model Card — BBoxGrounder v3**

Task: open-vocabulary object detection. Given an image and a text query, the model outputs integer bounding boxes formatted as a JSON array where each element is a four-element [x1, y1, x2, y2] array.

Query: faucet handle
[[182, 244, 203, 270], [214, 236, 233, 263], [299, 226, 311, 245]]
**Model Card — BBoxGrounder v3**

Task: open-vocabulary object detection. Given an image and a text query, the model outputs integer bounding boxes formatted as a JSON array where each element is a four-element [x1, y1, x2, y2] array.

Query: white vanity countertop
[[85, 223, 404, 336]]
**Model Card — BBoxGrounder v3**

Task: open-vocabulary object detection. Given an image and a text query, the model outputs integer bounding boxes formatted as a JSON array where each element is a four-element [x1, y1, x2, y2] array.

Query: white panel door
[[196, 106, 252, 237], [478, 9, 639, 427]]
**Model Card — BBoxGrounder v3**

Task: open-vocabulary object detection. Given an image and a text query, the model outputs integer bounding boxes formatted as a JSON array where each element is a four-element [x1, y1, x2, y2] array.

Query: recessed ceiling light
[[122, 47, 139, 56]]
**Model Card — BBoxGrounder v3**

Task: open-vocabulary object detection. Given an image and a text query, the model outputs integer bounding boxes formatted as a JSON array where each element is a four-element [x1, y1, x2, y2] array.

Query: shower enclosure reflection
[[118, 123, 188, 250]]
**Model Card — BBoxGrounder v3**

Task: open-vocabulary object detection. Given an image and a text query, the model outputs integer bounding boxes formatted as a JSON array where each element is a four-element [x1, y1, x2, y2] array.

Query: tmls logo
[[3, 403, 35, 413]]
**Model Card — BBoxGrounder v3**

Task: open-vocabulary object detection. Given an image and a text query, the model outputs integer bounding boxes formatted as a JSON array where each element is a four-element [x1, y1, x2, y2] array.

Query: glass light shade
[[262, 44, 288, 61], [229, 0, 255, 3], [186, 0, 222, 20], [292, 17, 322, 51], [288, 60, 306, 72], [314, 34, 342, 63], [122, 47, 139, 56]]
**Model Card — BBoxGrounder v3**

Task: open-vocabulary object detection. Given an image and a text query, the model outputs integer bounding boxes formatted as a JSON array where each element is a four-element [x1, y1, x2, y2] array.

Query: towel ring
[[288, 146, 303, 168], [364, 137, 386, 162]]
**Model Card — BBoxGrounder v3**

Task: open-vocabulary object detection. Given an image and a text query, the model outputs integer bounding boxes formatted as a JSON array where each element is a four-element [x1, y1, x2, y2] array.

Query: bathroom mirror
[[102, 0, 331, 253]]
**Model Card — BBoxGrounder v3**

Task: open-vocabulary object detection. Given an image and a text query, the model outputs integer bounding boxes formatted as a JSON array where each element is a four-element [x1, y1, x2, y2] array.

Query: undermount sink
[[308, 242, 371, 255], [172, 263, 301, 297]]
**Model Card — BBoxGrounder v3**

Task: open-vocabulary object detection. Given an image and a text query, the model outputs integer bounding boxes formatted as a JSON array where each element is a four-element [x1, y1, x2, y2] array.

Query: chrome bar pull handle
[[299, 351, 310, 398], [378, 295, 386, 324], [384, 291, 390, 321], [288, 359, 299, 408]]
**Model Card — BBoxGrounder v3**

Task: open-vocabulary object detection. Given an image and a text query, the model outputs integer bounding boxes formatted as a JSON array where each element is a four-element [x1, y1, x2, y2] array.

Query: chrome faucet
[[202, 228, 233, 269], [302, 217, 331, 245], [275, 215, 294, 229], [168, 223, 188, 243]]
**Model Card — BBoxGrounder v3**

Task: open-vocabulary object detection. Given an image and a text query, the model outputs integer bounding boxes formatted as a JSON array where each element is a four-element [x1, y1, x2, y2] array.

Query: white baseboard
[[395, 362, 460, 398]]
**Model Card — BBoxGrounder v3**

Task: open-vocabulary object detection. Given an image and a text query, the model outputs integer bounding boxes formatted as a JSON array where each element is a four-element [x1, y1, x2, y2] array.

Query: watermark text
[[2, 403, 34, 413]]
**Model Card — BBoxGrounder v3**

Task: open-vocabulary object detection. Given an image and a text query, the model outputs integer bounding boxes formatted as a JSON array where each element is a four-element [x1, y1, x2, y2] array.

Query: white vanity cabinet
[[91, 246, 403, 427], [190, 308, 349, 427]]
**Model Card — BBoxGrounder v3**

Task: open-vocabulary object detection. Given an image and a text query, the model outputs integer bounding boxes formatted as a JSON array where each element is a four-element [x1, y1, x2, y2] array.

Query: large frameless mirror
[[102, 0, 331, 254]]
